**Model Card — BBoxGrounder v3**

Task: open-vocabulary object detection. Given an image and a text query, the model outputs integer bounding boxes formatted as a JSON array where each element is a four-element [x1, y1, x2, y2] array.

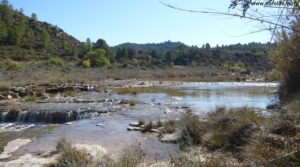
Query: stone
[[7, 95, 12, 99], [127, 127, 141, 131], [160, 131, 182, 143], [129, 122, 141, 127], [150, 129, 160, 133], [64, 122, 73, 125], [96, 123, 105, 127], [0, 139, 32, 159]]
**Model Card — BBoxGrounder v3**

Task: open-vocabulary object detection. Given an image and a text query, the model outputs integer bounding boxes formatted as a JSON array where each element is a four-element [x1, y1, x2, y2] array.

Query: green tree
[[0, 19, 7, 42], [93, 38, 109, 53], [13, 14, 27, 45], [85, 38, 92, 51], [84, 49, 110, 67], [41, 27, 51, 48]]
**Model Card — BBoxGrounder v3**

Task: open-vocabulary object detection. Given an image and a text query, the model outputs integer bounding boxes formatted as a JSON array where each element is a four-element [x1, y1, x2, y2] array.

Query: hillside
[[0, 1, 81, 61]]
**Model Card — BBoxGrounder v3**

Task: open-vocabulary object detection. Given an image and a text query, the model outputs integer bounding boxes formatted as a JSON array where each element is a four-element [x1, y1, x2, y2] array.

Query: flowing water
[[0, 82, 279, 162]]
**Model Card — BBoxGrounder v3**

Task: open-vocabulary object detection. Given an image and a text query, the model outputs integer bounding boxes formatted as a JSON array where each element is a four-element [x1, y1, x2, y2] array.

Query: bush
[[48, 57, 64, 67], [82, 59, 91, 68], [204, 107, 261, 151], [6, 61, 24, 71], [179, 113, 207, 147], [51, 138, 92, 167], [269, 16, 300, 100], [117, 143, 144, 167]]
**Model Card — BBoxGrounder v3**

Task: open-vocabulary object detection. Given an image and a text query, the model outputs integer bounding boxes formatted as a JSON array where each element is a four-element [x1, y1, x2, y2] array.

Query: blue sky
[[8, 0, 272, 46]]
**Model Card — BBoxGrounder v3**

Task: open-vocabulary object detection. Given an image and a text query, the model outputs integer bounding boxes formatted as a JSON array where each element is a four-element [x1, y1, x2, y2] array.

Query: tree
[[1, 0, 9, 6], [93, 38, 109, 53], [83, 49, 110, 67], [270, 16, 300, 99], [13, 14, 27, 45], [127, 48, 136, 59], [41, 27, 51, 48], [85, 38, 92, 51], [31, 13, 37, 21]]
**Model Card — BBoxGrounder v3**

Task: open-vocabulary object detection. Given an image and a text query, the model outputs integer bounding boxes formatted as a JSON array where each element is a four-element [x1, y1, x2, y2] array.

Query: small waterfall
[[0, 109, 105, 123]]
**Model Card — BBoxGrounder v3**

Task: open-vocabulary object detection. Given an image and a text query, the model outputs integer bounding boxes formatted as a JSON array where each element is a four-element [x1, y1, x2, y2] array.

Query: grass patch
[[50, 139, 144, 167], [6, 61, 25, 71], [113, 86, 188, 97], [116, 143, 144, 167], [50, 138, 92, 167], [171, 153, 236, 167], [162, 107, 262, 152]]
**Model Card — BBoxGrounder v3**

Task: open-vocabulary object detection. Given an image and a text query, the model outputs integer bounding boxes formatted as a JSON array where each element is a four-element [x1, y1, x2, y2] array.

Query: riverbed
[[0, 81, 279, 163]]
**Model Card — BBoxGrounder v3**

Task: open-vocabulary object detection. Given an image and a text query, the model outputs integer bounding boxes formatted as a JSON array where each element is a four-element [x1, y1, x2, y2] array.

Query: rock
[[64, 122, 73, 125], [127, 127, 141, 131], [96, 123, 105, 127], [41, 93, 51, 99], [0, 95, 6, 100], [0, 139, 32, 159], [160, 131, 182, 143], [150, 129, 160, 133], [129, 122, 141, 127], [7, 95, 12, 99]]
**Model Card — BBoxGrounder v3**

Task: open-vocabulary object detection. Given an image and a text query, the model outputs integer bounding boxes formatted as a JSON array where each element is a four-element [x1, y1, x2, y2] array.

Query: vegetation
[[0, 1, 274, 72], [270, 16, 300, 100], [51, 138, 92, 167], [50, 139, 144, 167]]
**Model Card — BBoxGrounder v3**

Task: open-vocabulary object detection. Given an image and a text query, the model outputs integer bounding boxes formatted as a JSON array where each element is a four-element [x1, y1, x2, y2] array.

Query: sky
[[8, 0, 273, 47]]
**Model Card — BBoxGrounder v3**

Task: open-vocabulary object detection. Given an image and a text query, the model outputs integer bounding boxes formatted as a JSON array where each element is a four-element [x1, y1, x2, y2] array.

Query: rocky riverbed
[[0, 80, 279, 165]]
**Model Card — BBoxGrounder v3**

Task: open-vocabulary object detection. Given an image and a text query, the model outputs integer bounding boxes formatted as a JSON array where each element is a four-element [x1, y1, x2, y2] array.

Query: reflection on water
[[14, 82, 278, 162]]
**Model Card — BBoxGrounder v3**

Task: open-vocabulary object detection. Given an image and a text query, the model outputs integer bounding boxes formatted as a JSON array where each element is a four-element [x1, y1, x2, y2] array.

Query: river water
[[2, 82, 279, 162]]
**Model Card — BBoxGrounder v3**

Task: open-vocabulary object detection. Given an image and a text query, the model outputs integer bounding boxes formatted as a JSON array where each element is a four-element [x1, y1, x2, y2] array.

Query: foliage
[[6, 60, 24, 71], [113, 42, 273, 70], [51, 138, 92, 167], [116, 143, 144, 167], [83, 49, 110, 67], [48, 57, 64, 67], [270, 16, 300, 100], [82, 59, 91, 68]]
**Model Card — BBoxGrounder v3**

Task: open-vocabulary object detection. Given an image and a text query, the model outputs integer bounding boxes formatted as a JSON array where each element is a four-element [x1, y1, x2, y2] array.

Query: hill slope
[[0, 1, 81, 60]]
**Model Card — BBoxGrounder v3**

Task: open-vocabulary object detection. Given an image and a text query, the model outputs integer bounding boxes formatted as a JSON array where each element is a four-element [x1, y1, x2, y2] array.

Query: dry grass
[[171, 153, 237, 167], [50, 138, 92, 167]]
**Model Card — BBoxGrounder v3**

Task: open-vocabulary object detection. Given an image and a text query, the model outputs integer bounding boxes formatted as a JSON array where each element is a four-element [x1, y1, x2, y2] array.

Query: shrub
[[179, 113, 207, 147], [48, 57, 64, 67], [82, 59, 91, 68], [6, 61, 24, 71], [269, 16, 300, 100], [116, 143, 144, 167], [204, 107, 261, 151], [51, 138, 92, 167]]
